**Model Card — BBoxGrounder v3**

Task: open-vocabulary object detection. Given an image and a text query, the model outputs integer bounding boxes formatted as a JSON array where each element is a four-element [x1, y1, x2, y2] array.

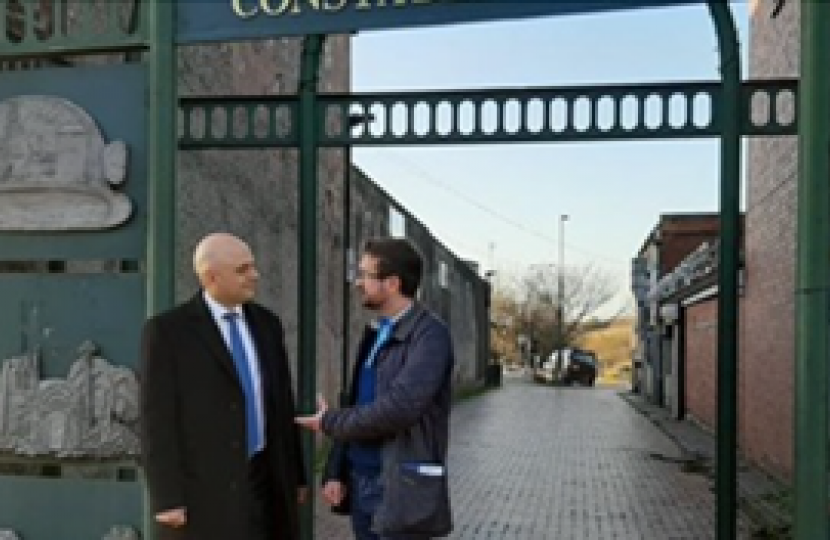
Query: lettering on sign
[[177, 1, 701, 45], [231, 0, 434, 19]]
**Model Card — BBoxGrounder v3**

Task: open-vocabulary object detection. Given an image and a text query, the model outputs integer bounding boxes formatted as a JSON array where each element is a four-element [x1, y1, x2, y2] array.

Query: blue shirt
[[347, 306, 412, 473]]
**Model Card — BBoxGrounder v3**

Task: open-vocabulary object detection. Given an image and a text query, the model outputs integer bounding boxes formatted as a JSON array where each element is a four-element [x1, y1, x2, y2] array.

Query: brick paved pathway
[[315, 375, 748, 539]]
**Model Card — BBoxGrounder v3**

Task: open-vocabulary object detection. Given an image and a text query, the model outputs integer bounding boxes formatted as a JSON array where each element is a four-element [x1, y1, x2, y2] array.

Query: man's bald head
[[193, 233, 247, 277], [193, 233, 259, 308]]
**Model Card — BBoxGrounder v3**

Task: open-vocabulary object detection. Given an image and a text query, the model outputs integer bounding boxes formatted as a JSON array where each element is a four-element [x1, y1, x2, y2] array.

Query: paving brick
[[621, 391, 792, 538], [315, 375, 754, 539]]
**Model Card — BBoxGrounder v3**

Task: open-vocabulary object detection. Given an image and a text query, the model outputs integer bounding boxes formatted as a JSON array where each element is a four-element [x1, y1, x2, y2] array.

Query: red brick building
[[631, 214, 722, 410], [684, 297, 718, 430], [658, 243, 727, 430]]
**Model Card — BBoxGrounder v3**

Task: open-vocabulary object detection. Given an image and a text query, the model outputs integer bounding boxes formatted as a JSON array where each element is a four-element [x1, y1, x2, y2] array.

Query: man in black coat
[[140, 232, 307, 540]]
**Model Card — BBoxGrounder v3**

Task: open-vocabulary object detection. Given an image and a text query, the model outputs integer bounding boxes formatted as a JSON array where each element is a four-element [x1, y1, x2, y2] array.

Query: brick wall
[[741, 0, 799, 479], [685, 297, 718, 430]]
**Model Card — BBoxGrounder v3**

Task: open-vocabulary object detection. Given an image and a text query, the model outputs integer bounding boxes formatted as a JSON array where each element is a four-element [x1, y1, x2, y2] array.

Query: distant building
[[631, 213, 725, 408]]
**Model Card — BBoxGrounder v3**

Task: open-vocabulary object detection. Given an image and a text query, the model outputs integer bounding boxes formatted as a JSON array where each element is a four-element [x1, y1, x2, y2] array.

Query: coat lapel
[[186, 294, 239, 381], [242, 304, 275, 400]]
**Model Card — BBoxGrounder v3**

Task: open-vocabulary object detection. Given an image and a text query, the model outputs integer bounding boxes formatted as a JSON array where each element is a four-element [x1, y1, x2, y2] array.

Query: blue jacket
[[322, 302, 454, 536]]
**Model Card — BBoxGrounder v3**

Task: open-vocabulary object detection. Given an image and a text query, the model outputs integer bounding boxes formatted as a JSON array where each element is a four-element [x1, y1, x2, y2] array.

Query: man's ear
[[388, 275, 403, 294]]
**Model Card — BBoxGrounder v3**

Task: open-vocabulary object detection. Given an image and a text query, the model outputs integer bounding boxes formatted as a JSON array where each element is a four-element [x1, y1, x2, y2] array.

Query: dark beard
[[362, 298, 381, 310]]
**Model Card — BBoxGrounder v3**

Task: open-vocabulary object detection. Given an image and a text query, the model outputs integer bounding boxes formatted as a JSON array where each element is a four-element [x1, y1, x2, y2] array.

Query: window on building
[[439, 261, 449, 289], [389, 206, 405, 238]]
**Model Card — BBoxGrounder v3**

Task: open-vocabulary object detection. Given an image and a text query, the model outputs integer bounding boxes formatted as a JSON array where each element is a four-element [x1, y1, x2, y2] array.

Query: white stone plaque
[[0, 96, 132, 231], [0, 341, 140, 458]]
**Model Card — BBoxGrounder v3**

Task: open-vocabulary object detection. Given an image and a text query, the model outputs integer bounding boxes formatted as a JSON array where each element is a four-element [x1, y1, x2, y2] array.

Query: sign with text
[[176, 0, 701, 44]]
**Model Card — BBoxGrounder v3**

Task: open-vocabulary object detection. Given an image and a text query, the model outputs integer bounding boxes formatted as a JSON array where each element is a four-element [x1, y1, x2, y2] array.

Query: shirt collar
[[373, 301, 413, 330], [203, 290, 243, 322]]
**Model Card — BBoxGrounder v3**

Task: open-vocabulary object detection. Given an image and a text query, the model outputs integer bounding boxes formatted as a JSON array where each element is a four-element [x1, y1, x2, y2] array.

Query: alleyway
[[315, 374, 748, 539]]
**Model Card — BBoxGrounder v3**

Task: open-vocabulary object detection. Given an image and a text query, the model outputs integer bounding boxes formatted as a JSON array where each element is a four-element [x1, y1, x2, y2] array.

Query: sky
[[350, 2, 750, 315]]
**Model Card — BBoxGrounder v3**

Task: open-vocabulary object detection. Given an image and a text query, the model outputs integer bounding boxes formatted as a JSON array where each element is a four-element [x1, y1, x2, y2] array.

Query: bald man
[[140, 233, 307, 540]]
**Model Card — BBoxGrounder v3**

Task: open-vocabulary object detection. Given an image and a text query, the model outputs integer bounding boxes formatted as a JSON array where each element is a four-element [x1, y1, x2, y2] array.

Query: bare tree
[[559, 265, 623, 345], [490, 264, 621, 366]]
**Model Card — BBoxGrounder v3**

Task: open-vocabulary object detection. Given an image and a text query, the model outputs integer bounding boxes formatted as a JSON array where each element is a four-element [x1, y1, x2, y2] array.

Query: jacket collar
[[389, 301, 426, 342]]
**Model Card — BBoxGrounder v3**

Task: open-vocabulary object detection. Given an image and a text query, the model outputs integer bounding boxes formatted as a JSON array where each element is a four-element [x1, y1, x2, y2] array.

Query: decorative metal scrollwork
[[179, 80, 797, 149], [321, 80, 797, 145], [179, 97, 298, 149]]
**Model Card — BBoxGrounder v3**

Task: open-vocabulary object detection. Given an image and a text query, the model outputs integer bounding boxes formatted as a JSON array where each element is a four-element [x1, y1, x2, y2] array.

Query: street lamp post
[[557, 214, 569, 376]]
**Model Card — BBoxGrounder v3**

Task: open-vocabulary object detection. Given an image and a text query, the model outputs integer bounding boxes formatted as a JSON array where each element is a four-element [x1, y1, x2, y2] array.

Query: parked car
[[545, 348, 572, 370], [561, 348, 598, 386]]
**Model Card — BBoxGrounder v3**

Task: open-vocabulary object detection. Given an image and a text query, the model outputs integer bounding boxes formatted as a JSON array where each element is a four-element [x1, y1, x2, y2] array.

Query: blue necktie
[[223, 312, 263, 457], [366, 318, 393, 367]]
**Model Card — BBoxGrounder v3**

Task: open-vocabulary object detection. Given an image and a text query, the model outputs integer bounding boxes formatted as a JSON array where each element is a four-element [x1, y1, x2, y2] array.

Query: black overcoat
[[140, 294, 306, 540]]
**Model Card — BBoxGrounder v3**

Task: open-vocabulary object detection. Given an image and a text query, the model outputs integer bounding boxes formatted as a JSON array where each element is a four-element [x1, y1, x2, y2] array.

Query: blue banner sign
[[176, 0, 701, 44]]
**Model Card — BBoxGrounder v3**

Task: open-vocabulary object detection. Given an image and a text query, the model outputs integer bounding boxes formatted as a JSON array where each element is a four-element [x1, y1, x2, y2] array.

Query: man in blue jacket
[[296, 237, 454, 539]]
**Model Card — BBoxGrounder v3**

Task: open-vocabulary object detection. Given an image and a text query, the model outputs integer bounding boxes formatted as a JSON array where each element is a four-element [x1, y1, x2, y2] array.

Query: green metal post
[[557, 215, 566, 378], [794, 2, 830, 538], [341, 147, 352, 407], [298, 33, 326, 540], [147, 0, 177, 316], [707, 2, 741, 539], [145, 1, 177, 539]]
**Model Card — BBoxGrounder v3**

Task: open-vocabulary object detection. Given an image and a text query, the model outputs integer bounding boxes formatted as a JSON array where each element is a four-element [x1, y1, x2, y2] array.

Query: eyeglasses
[[356, 270, 387, 281]]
